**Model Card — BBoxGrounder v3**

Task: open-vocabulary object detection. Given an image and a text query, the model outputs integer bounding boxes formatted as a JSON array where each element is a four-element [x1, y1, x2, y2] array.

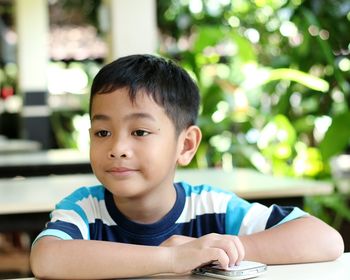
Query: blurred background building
[[0, 0, 157, 150]]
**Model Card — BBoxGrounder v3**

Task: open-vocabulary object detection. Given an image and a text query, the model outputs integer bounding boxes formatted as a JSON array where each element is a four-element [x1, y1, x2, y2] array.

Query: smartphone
[[192, 261, 267, 280]]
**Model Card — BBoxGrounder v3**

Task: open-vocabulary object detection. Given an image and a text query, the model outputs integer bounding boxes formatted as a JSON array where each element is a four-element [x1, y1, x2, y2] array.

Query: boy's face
[[89, 87, 184, 200]]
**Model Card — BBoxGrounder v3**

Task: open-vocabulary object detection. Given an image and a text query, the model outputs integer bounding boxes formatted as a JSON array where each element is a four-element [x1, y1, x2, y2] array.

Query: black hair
[[90, 54, 200, 134]]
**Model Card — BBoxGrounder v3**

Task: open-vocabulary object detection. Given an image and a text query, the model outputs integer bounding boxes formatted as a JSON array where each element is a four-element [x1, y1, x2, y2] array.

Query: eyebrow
[[91, 114, 110, 122], [91, 112, 156, 122]]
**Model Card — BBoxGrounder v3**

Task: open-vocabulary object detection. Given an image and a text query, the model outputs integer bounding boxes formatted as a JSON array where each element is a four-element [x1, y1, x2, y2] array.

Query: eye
[[95, 130, 111, 137], [131, 130, 150, 137]]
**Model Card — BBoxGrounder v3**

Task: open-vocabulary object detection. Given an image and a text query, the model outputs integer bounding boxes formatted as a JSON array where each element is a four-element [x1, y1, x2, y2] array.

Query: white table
[[0, 139, 41, 154], [0, 149, 89, 167], [260, 253, 350, 280], [0, 148, 91, 177], [176, 168, 333, 200], [5, 253, 350, 280], [0, 168, 333, 215]]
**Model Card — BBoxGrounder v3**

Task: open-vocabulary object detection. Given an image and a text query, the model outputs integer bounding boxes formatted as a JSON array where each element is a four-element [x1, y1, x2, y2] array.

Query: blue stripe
[[225, 196, 252, 235], [52, 186, 105, 234], [64, 186, 105, 202], [87, 186, 105, 201], [32, 229, 73, 247], [55, 199, 89, 228], [46, 220, 85, 239]]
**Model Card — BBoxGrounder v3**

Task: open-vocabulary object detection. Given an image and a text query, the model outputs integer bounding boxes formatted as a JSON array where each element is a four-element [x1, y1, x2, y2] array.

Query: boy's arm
[[240, 215, 344, 264], [30, 237, 168, 279], [160, 216, 344, 264], [30, 234, 243, 279]]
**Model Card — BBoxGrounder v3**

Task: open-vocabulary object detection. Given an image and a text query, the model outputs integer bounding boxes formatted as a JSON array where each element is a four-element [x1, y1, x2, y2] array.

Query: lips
[[108, 167, 134, 172], [106, 167, 138, 176]]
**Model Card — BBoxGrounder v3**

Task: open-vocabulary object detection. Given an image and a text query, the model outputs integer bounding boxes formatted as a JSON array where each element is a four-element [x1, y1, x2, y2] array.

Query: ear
[[176, 125, 202, 166]]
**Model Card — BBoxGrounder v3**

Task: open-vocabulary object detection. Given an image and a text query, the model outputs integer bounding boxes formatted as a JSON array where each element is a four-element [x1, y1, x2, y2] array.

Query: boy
[[30, 54, 344, 279]]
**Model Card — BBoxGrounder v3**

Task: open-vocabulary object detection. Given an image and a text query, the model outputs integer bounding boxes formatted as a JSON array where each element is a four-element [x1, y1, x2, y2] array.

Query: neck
[[113, 183, 177, 224]]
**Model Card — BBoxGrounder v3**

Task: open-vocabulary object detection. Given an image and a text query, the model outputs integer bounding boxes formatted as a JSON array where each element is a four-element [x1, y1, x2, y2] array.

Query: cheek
[[89, 152, 97, 169], [149, 141, 178, 164], [89, 143, 103, 164], [90, 151, 104, 176]]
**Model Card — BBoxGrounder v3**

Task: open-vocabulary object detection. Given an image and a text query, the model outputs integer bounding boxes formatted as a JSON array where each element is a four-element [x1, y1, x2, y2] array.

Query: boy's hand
[[167, 233, 245, 274]]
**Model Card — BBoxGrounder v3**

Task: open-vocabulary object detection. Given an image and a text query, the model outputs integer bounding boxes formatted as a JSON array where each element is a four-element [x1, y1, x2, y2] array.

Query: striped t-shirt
[[34, 182, 308, 245]]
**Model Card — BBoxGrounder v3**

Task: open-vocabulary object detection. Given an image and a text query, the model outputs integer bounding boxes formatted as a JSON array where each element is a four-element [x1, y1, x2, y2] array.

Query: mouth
[[106, 167, 138, 176]]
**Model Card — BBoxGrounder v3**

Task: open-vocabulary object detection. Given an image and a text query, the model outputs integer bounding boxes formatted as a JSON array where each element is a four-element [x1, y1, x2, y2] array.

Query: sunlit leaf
[[274, 143, 292, 159], [293, 147, 323, 177], [258, 114, 297, 149], [266, 68, 329, 92]]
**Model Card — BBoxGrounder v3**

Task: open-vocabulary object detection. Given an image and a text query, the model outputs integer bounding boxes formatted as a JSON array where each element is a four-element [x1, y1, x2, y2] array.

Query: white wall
[[15, 0, 49, 92], [103, 0, 158, 61]]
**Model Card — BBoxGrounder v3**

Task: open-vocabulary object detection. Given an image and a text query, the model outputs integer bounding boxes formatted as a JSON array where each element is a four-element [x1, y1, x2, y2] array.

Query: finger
[[214, 236, 244, 267], [230, 236, 245, 265], [205, 248, 230, 269], [220, 239, 239, 266], [205, 238, 238, 268]]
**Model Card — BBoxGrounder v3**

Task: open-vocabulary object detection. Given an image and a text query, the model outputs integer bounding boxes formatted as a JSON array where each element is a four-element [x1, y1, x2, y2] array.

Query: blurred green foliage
[[157, 0, 350, 176], [157, 0, 350, 226]]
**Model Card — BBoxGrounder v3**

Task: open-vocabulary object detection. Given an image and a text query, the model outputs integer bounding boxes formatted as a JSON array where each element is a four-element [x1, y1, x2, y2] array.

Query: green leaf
[[319, 112, 350, 161], [193, 26, 225, 53], [229, 32, 256, 62], [266, 68, 329, 92], [301, 8, 350, 96]]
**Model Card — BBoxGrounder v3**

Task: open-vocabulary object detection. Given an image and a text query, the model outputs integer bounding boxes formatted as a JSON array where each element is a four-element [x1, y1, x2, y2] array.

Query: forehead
[[90, 88, 169, 121]]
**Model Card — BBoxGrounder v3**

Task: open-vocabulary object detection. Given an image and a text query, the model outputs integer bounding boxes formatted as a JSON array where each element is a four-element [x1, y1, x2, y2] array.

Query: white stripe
[[51, 209, 89, 240], [176, 191, 232, 223], [238, 203, 271, 235], [76, 196, 116, 226], [99, 199, 117, 226]]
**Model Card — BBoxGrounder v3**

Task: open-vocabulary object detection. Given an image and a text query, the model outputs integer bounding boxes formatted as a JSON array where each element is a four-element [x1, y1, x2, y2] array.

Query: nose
[[108, 135, 132, 159]]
